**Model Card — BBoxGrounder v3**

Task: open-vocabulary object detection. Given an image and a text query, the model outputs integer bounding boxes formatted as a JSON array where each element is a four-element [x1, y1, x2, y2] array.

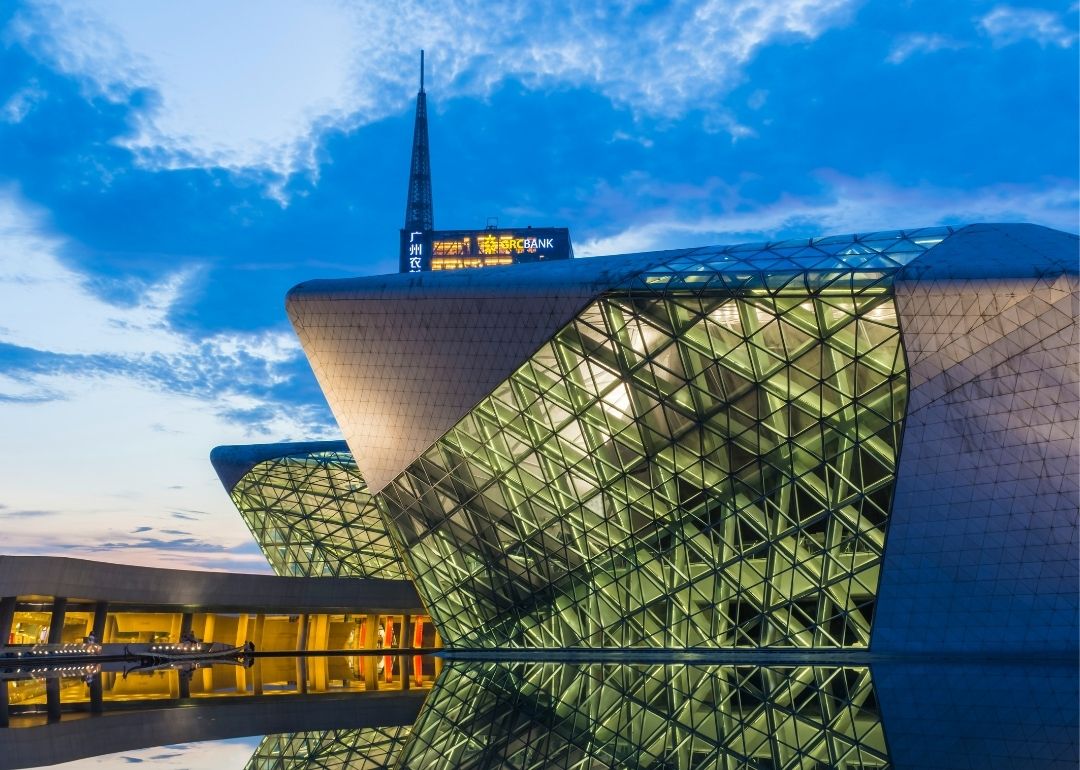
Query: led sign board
[[399, 227, 573, 272]]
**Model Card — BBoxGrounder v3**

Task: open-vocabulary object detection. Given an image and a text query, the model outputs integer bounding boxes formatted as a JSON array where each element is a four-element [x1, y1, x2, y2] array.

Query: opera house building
[[254, 221, 1078, 654], [1, 222, 1075, 769]]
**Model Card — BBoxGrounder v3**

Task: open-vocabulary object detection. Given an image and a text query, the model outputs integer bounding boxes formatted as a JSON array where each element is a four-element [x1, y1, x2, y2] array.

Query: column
[[296, 656, 308, 694], [251, 614, 265, 695], [0, 677, 9, 727], [398, 616, 411, 690], [309, 656, 328, 692], [89, 673, 103, 714], [0, 597, 15, 647], [252, 657, 264, 696], [363, 614, 378, 690], [252, 614, 265, 651], [47, 597, 67, 644], [307, 614, 329, 652], [90, 601, 108, 642], [201, 614, 216, 644], [234, 614, 249, 692], [179, 612, 193, 641], [412, 618, 424, 687], [45, 678, 61, 723], [295, 614, 309, 652], [169, 613, 184, 643]]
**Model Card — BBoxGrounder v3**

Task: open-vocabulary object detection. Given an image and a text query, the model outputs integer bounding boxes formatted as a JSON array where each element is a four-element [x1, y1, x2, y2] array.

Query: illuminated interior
[[3, 599, 438, 715], [228, 449, 409, 580], [246, 727, 413, 770], [376, 231, 954, 648], [399, 662, 890, 768], [5, 600, 434, 653]]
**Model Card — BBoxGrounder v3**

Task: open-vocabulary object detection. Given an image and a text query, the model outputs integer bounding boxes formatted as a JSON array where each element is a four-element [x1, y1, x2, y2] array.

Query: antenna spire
[[404, 50, 433, 231]]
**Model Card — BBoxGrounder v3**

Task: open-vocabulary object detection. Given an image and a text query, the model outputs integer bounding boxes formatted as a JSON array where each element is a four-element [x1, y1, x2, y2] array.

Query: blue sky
[[0, 0, 1076, 572]]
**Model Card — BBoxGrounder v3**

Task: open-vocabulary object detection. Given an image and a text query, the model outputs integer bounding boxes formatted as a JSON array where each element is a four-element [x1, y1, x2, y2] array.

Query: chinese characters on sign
[[408, 231, 424, 272], [400, 228, 571, 273]]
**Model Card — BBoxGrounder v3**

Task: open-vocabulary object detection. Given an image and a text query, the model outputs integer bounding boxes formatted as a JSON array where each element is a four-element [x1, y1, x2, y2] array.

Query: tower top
[[403, 50, 434, 232]]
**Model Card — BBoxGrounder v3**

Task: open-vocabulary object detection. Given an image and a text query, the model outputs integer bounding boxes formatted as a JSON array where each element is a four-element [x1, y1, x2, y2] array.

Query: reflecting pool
[[0, 656, 1075, 769]]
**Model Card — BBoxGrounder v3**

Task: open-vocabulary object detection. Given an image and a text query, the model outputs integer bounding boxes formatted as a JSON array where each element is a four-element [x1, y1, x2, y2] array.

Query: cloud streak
[[979, 5, 1078, 48], [0, 189, 336, 571], [577, 174, 1080, 255], [0, 189, 316, 408], [10, 0, 858, 178], [886, 33, 966, 64]]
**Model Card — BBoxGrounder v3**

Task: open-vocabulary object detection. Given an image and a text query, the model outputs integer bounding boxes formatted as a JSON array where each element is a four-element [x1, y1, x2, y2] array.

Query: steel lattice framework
[[283, 223, 1079, 653], [245, 727, 411, 770], [378, 231, 929, 647], [227, 447, 409, 579], [398, 662, 889, 769]]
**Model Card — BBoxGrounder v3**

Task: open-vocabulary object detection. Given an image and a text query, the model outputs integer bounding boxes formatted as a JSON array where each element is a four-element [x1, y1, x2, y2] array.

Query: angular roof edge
[[210, 440, 351, 495], [903, 223, 1078, 281], [285, 247, 694, 302], [281, 221, 1077, 493], [286, 224, 1078, 301]]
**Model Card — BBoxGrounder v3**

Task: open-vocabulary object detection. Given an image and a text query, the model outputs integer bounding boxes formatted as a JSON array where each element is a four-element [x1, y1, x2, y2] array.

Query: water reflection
[[1, 653, 437, 729], [0, 658, 1076, 770], [246, 727, 411, 770], [400, 662, 888, 769]]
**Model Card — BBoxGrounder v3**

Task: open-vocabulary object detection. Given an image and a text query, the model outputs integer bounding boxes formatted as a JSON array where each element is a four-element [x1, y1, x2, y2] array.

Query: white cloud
[[886, 33, 965, 64], [10, 0, 858, 178], [10, 0, 359, 180], [0, 189, 337, 571], [576, 174, 1080, 255], [979, 6, 1078, 48], [1, 79, 46, 123], [0, 189, 298, 365]]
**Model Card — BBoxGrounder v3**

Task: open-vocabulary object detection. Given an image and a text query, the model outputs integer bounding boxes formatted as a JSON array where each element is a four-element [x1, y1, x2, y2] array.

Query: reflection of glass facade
[[380, 274, 910, 647], [399, 662, 889, 769], [246, 727, 411, 770], [219, 445, 408, 579]]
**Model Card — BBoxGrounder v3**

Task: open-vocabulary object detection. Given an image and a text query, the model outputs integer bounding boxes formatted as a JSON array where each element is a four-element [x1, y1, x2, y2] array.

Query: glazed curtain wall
[[378, 281, 909, 648], [246, 728, 411, 770], [231, 450, 409, 580], [399, 662, 888, 769]]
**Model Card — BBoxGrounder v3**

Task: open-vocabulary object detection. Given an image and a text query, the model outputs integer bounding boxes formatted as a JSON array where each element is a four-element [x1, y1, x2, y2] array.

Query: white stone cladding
[[286, 252, 675, 492], [874, 224, 1080, 652]]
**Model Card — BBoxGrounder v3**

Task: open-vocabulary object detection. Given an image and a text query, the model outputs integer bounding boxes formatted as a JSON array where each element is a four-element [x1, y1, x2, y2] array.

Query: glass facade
[[229, 449, 408, 580], [399, 662, 889, 769], [246, 728, 411, 770], [377, 231, 951, 649]]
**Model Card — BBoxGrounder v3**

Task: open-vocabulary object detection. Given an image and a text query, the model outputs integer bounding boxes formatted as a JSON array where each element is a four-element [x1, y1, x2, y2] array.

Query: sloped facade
[[211, 441, 408, 580], [286, 223, 1079, 651]]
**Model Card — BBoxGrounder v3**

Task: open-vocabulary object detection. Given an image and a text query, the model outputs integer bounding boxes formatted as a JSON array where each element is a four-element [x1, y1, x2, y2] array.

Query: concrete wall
[[0, 555, 424, 615]]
